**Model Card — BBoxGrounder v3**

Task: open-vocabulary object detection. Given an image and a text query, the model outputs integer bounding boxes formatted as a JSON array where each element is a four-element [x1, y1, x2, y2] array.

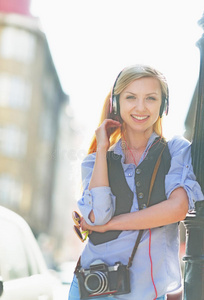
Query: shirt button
[[136, 181, 141, 187], [138, 192, 144, 199], [136, 168, 141, 175], [141, 203, 147, 209]]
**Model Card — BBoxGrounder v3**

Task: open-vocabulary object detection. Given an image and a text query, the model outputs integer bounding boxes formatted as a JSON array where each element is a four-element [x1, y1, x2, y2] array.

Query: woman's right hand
[[95, 119, 121, 151]]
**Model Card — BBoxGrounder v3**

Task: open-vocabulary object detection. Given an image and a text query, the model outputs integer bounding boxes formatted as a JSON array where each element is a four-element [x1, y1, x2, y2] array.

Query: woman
[[68, 65, 203, 300]]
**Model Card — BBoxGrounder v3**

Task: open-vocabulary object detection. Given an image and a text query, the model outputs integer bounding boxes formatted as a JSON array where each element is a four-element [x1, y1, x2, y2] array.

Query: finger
[[81, 219, 89, 231], [106, 121, 121, 136], [80, 218, 85, 228], [105, 119, 121, 127]]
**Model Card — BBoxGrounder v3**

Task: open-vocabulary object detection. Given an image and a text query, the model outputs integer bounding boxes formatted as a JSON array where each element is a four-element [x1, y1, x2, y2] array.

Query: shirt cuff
[[79, 186, 116, 225]]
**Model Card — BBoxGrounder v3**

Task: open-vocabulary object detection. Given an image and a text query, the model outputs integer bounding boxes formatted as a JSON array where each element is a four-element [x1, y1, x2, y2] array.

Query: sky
[[30, 0, 204, 146]]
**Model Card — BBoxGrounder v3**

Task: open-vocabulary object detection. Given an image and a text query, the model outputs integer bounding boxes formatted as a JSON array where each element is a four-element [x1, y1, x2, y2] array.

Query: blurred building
[[0, 0, 68, 236], [49, 105, 85, 263]]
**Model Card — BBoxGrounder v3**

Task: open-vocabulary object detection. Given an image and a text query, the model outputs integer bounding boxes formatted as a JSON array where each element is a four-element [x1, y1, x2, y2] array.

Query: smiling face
[[119, 77, 162, 137]]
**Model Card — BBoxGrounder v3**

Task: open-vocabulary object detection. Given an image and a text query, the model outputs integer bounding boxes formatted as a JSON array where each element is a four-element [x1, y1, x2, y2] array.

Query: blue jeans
[[68, 275, 166, 300]]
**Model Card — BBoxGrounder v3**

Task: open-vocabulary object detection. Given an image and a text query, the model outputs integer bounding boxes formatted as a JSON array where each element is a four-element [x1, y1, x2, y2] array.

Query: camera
[[76, 260, 130, 299]]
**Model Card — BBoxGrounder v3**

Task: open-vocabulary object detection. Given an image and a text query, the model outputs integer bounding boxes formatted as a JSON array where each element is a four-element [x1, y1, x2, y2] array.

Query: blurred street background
[[0, 0, 203, 283]]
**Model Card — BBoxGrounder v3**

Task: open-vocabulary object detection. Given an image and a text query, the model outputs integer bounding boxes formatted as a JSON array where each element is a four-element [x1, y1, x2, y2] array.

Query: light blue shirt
[[77, 133, 204, 299]]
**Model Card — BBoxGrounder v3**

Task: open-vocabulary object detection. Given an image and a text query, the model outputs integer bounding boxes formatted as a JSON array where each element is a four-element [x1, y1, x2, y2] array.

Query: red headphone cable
[[149, 228, 158, 299]]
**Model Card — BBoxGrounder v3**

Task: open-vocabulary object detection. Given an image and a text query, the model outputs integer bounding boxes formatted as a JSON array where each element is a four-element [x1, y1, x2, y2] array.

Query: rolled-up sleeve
[[77, 153, 116, 225], [165, 136, 204, 211]]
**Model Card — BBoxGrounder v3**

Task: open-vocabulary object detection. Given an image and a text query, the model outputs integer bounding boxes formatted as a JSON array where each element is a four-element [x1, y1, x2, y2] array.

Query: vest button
[[138, 192, 144, 199], [136, 181, 141, 187], [136, 168, 141, 175], [141, 203, 147, 209]]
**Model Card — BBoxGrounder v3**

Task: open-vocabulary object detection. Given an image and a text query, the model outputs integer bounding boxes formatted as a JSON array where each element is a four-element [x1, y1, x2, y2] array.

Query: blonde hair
[[88, 64, 168, 154]]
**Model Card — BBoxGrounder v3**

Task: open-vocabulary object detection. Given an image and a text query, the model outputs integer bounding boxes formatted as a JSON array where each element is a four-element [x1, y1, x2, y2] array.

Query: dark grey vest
[[89, 138, 171, 245]]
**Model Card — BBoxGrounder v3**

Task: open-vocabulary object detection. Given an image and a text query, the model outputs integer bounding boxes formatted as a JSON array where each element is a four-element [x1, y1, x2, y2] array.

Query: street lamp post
[[183, 202, 204, 300], [182, 12, 204, 300]]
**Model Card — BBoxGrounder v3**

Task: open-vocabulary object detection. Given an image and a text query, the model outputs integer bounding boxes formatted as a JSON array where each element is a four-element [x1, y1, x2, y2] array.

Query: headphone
[[110, 71, 169, 119]]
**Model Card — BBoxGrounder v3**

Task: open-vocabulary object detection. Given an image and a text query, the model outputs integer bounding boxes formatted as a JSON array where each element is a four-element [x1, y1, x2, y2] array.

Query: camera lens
[[84, 271, 108, 294]]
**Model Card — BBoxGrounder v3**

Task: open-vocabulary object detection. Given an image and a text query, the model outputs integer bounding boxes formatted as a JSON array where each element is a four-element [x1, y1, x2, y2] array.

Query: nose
[[135, 98, 145, 112]]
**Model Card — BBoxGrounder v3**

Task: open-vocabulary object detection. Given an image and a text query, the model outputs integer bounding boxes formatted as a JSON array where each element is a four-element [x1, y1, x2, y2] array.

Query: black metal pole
[[191, 13, 204, 191], [182, 12, 204, 300], [183, 201, 204, 300]]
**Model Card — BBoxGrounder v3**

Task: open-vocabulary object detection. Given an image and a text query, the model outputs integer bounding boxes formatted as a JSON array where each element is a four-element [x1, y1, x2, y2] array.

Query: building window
[[0, 73, 31, 109], [0, 174, 23, 207], [0, 26, 36, 63], [0, 125, 27, 158]]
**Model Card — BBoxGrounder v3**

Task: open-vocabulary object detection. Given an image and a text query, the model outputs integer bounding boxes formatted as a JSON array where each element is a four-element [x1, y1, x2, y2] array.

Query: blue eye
[[147, 96, 156, 101], [126, 95, 135, 100]]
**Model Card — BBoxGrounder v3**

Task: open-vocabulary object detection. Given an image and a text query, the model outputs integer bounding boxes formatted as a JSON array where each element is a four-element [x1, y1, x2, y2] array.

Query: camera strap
[[127, 143, 166, 269]]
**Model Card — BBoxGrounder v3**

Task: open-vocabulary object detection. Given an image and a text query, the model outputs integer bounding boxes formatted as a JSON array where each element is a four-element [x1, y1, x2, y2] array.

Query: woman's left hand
[[80, 217, 107, 233], [80, 217, 89, 231]]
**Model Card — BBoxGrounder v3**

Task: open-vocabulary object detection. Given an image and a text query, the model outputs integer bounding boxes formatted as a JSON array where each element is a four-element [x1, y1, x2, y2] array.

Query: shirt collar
[[110, 132, 159, 165]]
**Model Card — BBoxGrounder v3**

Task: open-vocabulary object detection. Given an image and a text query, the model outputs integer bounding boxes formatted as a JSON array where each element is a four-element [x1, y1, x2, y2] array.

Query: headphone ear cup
[[110, 95, 122, 123], [159, 97, 168, 117], [112, 96, 118, 115], [159, 99, 165, 118]]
